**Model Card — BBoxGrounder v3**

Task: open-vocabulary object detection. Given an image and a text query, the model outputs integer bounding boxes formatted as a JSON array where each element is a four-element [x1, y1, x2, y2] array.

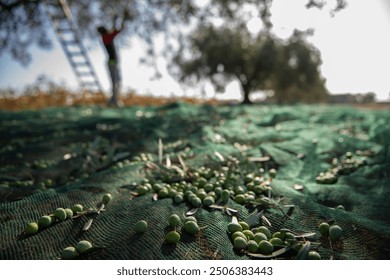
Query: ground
[[0, 101, 389, 260]]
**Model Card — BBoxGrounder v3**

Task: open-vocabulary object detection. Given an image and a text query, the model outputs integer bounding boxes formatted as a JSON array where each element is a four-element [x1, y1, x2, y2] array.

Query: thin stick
[[158, 138, 163, 164]]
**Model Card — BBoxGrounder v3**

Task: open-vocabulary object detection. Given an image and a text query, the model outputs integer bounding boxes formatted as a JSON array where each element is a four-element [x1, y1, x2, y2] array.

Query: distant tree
[[173, 26, 328, 104], [356, 92, 376, 104], [271, 29, 328, 104], [173, 25, 280, 104]]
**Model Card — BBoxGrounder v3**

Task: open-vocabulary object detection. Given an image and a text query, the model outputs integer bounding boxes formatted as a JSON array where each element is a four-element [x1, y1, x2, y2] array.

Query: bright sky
[[0, 0, 389, 101]]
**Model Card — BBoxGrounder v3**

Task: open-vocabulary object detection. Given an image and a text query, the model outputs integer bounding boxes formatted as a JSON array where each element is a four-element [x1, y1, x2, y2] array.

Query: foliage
[[0, 0, 347, 103], [1, 0, 347, 65], [174, 25, 328, 104], [270, 30, 329, 104], [0, 0, 51, 65], [0, 0, 198, 65]]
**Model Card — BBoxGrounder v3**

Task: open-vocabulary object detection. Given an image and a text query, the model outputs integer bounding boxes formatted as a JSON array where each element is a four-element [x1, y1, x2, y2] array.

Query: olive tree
[[172, 25, 280, 104], [0, 0, 347, 65]]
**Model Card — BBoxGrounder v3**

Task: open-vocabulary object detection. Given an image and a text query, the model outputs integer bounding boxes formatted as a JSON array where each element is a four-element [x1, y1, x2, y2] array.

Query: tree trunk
[[241, 85, 252, 104]]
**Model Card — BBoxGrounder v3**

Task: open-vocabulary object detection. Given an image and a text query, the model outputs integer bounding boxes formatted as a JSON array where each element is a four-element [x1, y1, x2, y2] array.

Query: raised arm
[[119, 8, 130, 31]]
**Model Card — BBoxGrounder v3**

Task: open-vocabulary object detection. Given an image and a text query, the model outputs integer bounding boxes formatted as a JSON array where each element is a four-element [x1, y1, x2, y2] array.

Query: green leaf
[[248, 247, 291, 259]]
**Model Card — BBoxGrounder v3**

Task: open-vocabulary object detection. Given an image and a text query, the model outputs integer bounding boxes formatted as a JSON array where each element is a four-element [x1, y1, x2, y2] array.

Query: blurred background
[[0, 0, 389, 108]]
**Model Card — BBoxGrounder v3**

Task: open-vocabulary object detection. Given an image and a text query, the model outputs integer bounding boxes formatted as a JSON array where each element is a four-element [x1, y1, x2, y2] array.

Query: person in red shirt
[[97, 13, 127, 107]]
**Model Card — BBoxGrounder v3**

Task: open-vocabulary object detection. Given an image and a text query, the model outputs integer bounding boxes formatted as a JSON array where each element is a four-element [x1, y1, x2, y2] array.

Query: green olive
[[173, 194, 184, 204], [204, 183, 214, 192], [253, 232, 268, 243], [168, 214, 181, 227], [152, 183, 163, 192], [233, 236, 247, 250], [102, 193, 112, 204], [247, 240, 259, 253], [319, 222, 330, 236], [38, 215, 52, 228], [202, 196, 215, 207], [308, 251, 322, 260], [269, 237, 283, 246], [234, 194, 246, 204], [196, 190, 207, 200], [54, 208, 67, 221], [76, 240, 93, 253], [272, 231, 284, 240], [253, 185, 265, 194], [65, 208, 73, 219], [238, 221, 249, 231], [71, 204, 83, 213], [258, 240, 274, 255], [184, 221, 200, 235], [165, 231, 180, 244], [62, 246, 78, 260], [285, 232, 296, 241], [158, 188, 169, 198], [134, 220, 148, 233], [214, 187, 223, 196], [254, 226, 272, 239], [137, 185, 149, 195], [227, 222, 242, 233], [221, 190, 230, 202], [26, 222, 39, 235], [184, 216, 197, 224], [242, 230, 255, 240], [329, 225, 342, 241], [187, 193, 197, 201], [232, 231, 247, 241], [191, 197, 202, 208]]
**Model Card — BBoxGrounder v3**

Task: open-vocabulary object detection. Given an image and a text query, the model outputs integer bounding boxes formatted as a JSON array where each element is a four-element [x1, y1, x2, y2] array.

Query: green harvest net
[[0, 103, 389, 260]]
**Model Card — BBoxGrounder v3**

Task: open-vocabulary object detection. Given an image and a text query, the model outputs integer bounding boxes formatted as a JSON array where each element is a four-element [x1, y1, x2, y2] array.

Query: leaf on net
[[186, 208, 198, 216], [261, 215, 272, 227], [214, 151, 224, 162], [226, 207, 238, 216], [294, 232, 317, 239], [209, 204, 224, 210], [296, 241, 311, 260], [166, 154, 171, 167], [248, 156, 271, 162], [248, 247, 291, 259], [170, 165, 185, 177], [146, 161, 160, 170], [178, 154, 187, 172], [83, 219, 93, 231], [97, 203, 105, 214], [158, 138, 163, 164], [293, 184, 304, 191], [244, 210, 263, 227]]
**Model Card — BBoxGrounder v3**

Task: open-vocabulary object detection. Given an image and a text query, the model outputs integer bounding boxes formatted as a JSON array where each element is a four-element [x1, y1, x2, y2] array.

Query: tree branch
[[0, 0, 41, 11]]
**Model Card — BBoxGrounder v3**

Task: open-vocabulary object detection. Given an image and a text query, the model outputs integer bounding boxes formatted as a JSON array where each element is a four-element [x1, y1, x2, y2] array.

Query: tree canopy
[[1, 0, 347, 103], [173, 25, 328, 103], [0, 0, 347, 64], [0, 0, 199, 65]]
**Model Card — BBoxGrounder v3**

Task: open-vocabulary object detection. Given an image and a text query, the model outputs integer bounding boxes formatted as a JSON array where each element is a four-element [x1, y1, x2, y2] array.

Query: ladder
[[44, 0, 103, 92]]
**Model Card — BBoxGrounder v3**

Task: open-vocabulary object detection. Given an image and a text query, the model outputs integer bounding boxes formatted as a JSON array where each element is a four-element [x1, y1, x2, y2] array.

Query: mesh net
[[0, 103, 389, 260]]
